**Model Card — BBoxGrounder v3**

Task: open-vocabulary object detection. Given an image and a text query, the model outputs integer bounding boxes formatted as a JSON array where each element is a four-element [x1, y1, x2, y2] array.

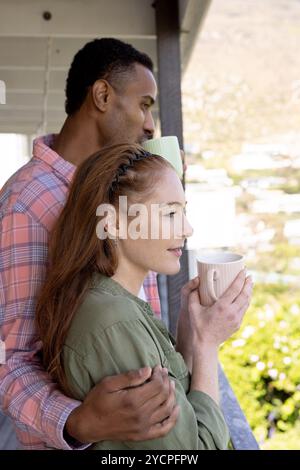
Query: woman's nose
[[183, 215, 193, 238]]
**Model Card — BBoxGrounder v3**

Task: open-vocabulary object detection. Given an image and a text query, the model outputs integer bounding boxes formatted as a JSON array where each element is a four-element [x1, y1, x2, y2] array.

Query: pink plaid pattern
[[0, 134, 161, 450]]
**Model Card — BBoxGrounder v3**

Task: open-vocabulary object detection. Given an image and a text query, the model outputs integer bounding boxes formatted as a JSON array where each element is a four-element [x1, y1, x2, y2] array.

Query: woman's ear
[[92, 79, 111, 112]]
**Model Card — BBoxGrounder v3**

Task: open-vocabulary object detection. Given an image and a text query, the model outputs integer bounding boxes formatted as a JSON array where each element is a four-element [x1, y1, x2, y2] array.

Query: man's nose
[[144, 111, 155, 137]]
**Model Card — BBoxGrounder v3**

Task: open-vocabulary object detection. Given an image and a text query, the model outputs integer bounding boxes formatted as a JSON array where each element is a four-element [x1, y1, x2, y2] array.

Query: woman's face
[[117, 167, 193, 276]]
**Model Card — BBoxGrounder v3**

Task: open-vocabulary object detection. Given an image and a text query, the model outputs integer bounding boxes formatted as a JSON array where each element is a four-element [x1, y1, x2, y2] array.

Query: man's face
[[106, 63, 157, 144]]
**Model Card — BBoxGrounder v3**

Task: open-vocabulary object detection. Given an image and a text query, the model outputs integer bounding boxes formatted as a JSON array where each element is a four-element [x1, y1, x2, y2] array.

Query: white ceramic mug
[[197, 251, 245, 306], [142, 136, 183, 178]]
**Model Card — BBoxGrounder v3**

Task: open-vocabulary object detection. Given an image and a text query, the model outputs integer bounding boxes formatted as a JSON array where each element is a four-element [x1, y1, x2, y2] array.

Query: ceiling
[[0, 0, 211, 135]]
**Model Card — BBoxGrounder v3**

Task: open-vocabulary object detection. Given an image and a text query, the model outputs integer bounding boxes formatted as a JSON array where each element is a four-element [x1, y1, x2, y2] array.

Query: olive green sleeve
[[63, 299, 229, 450], [187, 390, 230, 449]]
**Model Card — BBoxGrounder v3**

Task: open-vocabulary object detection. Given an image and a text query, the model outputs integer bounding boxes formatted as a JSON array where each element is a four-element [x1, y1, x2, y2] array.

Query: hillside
[[182, 0, 300, 160]]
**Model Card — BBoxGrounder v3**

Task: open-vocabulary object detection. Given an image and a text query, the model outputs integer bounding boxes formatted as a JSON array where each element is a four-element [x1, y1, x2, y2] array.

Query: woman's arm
[[189, 270, 253, 404], [63, 296, 229, 450], [176, 277, 200, 372]]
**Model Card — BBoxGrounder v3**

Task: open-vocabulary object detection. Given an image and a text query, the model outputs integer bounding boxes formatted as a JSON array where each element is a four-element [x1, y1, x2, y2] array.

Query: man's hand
[[65, 365, 179, 444]]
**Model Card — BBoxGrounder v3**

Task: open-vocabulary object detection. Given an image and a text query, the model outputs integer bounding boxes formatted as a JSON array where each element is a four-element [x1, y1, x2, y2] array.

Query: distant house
[[186, 184, 237, 250], [284, 219, 300, 244], [251, 191, 300, 214], [241, 176, 287, 190], [231, 143, 292, 172], [185, 165, 233, 186]]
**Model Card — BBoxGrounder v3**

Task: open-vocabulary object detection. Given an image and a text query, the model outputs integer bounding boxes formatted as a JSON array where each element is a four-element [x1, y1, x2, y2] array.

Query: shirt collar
[[91, 271, 152, 313], [33, 134, 76, 185]]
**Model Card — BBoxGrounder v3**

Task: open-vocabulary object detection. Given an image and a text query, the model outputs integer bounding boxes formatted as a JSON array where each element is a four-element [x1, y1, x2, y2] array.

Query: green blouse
[[63, 273, 230, 450]]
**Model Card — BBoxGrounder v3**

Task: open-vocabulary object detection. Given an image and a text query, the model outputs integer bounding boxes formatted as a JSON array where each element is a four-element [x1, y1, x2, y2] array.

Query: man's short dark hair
[[65, 38, 154, 115]]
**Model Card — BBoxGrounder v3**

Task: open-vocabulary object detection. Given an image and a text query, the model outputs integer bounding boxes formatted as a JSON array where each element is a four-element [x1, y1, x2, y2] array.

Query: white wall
[[0, 134, 30, 188]]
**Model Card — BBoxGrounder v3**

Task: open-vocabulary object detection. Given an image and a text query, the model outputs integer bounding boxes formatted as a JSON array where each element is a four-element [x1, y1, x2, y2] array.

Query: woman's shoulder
[[66, 289, 145, 346]]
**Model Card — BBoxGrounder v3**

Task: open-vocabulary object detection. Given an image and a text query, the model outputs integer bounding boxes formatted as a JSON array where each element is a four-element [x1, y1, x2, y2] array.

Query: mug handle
[[207, 269, 219, 302]]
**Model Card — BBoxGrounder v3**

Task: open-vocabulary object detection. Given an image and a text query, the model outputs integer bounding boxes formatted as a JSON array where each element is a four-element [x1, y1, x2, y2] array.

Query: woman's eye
[[169, 211, 176, 218]]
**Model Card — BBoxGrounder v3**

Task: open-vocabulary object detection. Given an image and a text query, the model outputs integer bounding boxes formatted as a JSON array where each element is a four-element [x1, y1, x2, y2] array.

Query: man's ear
[[92, 79, 111, 112]]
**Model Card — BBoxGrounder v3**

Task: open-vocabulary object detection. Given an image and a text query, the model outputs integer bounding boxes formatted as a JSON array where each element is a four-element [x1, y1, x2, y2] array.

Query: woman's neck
[[111, 259, 148, 297]]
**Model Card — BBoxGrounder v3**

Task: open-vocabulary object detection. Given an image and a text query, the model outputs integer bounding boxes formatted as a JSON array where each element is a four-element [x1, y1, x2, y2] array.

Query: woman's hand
[[189, 269, 253, 348], [186, 270, 252, 403]]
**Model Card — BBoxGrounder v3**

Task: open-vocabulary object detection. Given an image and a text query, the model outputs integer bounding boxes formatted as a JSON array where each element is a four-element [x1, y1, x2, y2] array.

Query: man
[[0, 38, 178, 450]]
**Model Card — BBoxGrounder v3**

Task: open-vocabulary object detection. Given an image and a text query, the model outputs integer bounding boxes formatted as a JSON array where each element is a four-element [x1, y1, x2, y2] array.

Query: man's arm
[[0, 211, 85, 449], [66, 366, 178, 444]]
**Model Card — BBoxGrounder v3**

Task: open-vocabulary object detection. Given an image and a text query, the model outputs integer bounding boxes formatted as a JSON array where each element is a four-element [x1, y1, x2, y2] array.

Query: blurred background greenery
[[220, 284, 300, 449]]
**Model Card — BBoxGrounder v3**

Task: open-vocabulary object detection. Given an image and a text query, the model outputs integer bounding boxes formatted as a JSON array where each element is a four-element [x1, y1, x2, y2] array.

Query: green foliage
[[219, 283, 300, 448], [262, 422, 300, 450]]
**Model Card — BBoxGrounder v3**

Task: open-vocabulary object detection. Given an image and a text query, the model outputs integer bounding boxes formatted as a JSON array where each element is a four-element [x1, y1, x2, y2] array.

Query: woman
[[36, 143, 252, 450]]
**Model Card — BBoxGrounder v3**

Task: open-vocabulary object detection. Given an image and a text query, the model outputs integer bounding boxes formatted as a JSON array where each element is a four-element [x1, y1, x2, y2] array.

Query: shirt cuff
[[42, 395, 90, 450]]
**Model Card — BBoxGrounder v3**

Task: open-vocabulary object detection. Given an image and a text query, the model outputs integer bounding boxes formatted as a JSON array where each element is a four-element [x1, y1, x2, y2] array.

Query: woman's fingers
[[182, 276, 199, 295], [188, 288, 200, 305], [232, 276, 253, 312], [219, 269, 246, 305]]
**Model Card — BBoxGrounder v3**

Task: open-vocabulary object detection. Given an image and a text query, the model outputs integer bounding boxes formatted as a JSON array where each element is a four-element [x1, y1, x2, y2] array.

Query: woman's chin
[[154, 260, 181, 276]]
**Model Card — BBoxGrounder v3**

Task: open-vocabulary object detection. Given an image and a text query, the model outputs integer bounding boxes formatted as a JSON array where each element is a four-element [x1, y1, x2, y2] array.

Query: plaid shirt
[[0, 134, 161, 450]]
